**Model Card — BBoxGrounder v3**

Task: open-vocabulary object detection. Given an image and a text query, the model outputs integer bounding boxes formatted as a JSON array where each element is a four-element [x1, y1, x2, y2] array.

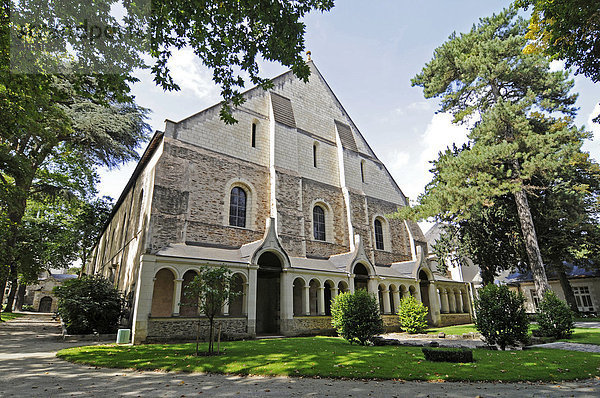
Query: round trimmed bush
[[331, 289, 383, 345], [398, 295, 428, 334], [537, 290, 574, 339], [54, 275, 124, 334], [474, 284, 529, 350]]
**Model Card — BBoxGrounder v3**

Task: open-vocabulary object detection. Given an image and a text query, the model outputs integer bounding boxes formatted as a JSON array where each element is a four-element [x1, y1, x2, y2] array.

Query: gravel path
[[529, 342, 600, 353], [1, 313, 600, 397]]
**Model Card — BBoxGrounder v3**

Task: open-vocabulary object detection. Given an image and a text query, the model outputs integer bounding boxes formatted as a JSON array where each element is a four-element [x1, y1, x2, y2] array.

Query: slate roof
[[506, 262, 600, 283]]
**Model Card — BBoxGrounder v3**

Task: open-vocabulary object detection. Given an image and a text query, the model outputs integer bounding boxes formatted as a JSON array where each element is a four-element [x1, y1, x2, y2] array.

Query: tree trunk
[[208, 318, 214, 353], [557, 267, 579, 313], [513, 188, 550, 299], [3, 276, 17, 313], [0, 277, 6, 307], [14, 283, 26, 311]]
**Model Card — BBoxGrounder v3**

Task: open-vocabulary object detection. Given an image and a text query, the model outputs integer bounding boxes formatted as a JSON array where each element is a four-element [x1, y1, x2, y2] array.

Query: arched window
[[313, 206, 326, 241], [251, 123, 257, 147], [360, 160, 366, 183], [313, 143, 318, 168], [374, 219, 384, 250], [229, 187, 247, 227]]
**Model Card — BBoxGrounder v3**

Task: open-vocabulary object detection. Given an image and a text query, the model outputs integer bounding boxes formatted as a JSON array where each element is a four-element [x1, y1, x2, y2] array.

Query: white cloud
[[584, 104, 600, 162], [419, 112, 470, 165], [587, 104, 600, 136], [549, 60, 567, 72], [168, 48, 220, 100], [407, 101, 432, 111]]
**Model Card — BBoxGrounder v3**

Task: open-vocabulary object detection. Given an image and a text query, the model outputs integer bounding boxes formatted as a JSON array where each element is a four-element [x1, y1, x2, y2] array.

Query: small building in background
[[23, 271, 77, 313]]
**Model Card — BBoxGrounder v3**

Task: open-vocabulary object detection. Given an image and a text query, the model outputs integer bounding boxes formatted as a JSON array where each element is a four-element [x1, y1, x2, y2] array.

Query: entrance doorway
[[256, 252, 282, 334], [354, 263, 369, 291], [419, 270, 433, 324], [39, 296, 52, 312]]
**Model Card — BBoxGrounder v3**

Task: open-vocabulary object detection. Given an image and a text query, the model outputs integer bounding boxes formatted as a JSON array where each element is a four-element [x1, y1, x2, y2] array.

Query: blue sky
[[98, 0, 600, 222]]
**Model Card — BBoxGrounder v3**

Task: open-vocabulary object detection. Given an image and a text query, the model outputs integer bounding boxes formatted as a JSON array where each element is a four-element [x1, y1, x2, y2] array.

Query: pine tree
[[409, 8, 583, 299]]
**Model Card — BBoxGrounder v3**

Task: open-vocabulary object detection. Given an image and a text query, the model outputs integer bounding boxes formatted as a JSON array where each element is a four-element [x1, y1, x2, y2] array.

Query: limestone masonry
[[84, 61, 473, 343]]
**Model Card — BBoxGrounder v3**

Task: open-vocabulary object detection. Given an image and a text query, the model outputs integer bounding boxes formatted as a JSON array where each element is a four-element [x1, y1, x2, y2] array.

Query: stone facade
[[147, 317, 249, 342], [84, 61, 472, 344]]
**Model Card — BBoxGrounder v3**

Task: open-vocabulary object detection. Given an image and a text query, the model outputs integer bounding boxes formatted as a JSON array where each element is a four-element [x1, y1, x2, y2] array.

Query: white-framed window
[[573, 286, 594, 312], [223, 179, 257, 230], [530, 289, 540, 311], [372, 215, 391, 252], [309, 200, 333, 243]]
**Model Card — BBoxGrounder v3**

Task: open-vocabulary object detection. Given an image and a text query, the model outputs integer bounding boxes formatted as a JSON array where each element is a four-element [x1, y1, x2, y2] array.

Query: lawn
[[426, 324, 477, 335], [57, 336, 600, 382], [559, 328, 600, 345], [0, 312, 25, 322]]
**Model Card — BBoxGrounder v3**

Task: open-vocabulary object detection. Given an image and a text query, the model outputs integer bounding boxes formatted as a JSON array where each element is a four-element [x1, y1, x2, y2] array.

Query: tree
[[72, 196, 114, 268], [536, 290, 575, 339], [54, 275, 124, 334], [517, 0, 600, 84], [182, 266, 239, 355], [149, 0, 335, 123], [330, 289, 384, 345], [397, 295, 428, 334], [8, 0, 336, 123], [408, 8, 582, 299], [474, 284, 529, 350]]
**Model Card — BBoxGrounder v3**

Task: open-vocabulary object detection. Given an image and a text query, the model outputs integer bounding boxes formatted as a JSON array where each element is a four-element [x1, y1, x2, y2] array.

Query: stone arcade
[[83, 61, 473, 344]]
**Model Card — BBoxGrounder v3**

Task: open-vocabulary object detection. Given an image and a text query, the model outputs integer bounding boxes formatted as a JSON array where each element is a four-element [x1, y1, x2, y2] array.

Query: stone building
[[83, 61, 472, 344], [22, 272, 77, 312]]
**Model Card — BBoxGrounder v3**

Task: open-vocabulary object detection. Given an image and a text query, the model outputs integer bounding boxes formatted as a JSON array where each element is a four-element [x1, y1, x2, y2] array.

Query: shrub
[[422, 347, 474, 363], [330, 289, 383, 345], [474, 284, 529, 350], [21, 304, 34, 311], [536, 290, 574, 339], [397, 295, 428, 334], [54, 275, 124, 334]]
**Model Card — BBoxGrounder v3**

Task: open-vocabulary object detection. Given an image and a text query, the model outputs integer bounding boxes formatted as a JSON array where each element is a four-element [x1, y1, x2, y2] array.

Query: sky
[[98, 0, 600, 232]]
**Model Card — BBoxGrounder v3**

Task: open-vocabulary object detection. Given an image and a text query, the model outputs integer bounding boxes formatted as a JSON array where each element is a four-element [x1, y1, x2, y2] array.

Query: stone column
[[302, 286, 310, 315], [172, 278, 183, 316], [456, 291, 463, 313], [428, 282, 441, 325], [382, 288, 391, 314], [331, 286, 339, 299], [448, 289, 456, 313], [349, 275, 355, 293], [132, 255, 156, 344], [393, 289, 401, 313], [222, 300, 230, 316], [414, 285, 422, 303], [318, 286, 326, 315], [440, 288, 449, 313], [280, 270, 293, 333], [242, 282, 249, 315], [247, 266, 258, 335]]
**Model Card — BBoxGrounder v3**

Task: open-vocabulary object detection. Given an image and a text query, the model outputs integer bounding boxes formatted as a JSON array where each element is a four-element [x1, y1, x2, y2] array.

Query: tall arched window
[[313, 206, 326, 241], [374, 219, 384, 250], [313, 143, 318, 168], [251, 123, 257, 147], [229, 187, 247, 227]]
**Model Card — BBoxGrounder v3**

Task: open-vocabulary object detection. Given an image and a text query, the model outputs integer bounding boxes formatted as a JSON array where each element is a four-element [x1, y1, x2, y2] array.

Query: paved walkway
[[1, 314, 600, 397], [529, 342, 600, 352]]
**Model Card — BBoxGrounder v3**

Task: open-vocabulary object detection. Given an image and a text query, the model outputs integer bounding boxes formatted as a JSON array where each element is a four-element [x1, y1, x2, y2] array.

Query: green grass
[[57, 336, 600, 382], [0, 312, 25, 322], [559, 328, 600, 345], [425, 324, 478, 335], [574, 317, 600, 322]]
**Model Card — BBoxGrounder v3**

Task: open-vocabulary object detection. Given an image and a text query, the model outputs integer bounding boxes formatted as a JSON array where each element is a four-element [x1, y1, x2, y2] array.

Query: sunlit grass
[[559, 328, 600, 345], [57, 336, 600, 381], [0, 312, 25, 322], [425, 324, 478, 335]]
